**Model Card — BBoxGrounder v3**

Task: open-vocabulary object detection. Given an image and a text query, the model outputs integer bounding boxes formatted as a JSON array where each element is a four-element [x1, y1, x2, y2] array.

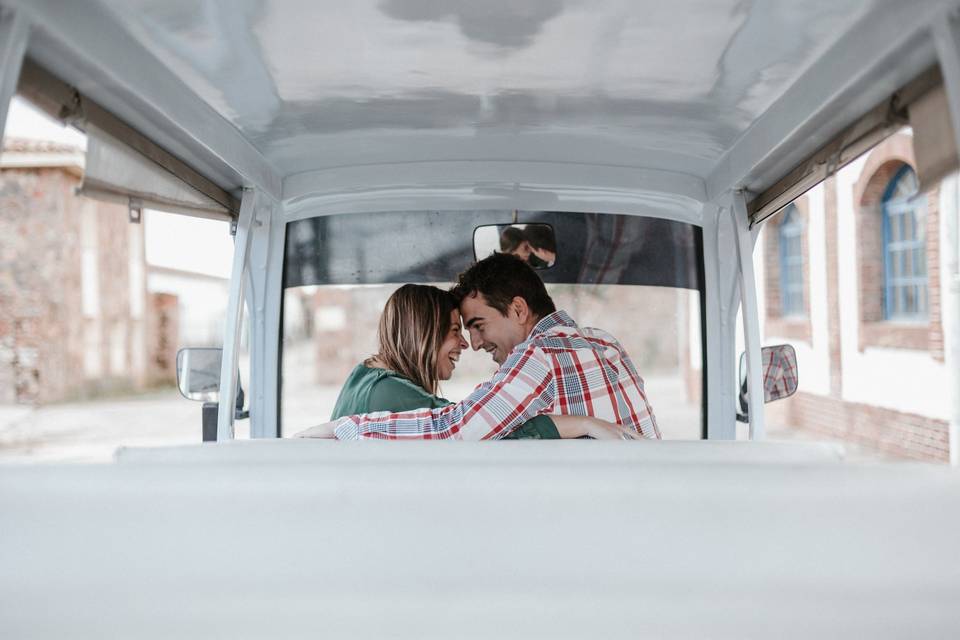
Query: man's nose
[[468, 330, 482, 351]]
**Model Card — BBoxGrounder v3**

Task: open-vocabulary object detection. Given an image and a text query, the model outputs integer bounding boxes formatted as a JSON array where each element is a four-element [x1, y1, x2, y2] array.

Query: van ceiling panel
[[10, 0, 957, 202]]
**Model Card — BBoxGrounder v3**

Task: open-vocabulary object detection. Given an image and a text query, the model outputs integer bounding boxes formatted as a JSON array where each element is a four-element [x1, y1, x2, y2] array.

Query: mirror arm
[[235, 381, 248, 420]]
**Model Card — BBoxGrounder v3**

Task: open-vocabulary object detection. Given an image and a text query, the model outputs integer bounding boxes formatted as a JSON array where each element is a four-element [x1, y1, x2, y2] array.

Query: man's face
[[459, 292, 529, 365]]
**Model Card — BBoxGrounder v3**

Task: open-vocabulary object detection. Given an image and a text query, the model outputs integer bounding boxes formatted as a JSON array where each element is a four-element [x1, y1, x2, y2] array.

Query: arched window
[[778, 204, 804, 317], [882, 165, 927, 320]]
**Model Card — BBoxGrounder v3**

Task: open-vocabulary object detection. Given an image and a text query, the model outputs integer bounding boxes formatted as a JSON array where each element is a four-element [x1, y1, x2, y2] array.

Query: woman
[[301, 284, 625, 439]]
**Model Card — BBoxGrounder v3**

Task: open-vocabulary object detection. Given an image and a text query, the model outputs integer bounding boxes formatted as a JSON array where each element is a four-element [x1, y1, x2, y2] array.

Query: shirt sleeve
[[334, 343, 556, 440]]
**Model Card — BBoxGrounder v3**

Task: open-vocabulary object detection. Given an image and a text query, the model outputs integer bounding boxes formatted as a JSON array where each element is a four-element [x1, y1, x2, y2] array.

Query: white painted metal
[[706, 0, 949, 201], [6, 0, 281, 198], [0, 6, 28, 142], [701, 202, 739, 439], [244, 195, 284, 438], [3, 448, 958, 638], [934, 9, 960, 467], [282, 161, 706, 223], [10, 0, 960, 204], [730, 192, 766, 439], [217, 189, 257, 441], [114, 438, 847, 465]]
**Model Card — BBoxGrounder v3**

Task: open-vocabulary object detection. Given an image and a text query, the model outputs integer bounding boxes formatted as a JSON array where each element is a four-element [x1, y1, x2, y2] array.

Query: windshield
[[280, 210, 704, 439]]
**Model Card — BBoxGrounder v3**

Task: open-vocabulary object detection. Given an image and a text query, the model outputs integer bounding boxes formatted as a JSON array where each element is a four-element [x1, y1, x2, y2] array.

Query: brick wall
[[0, 162, 155, 403], [852, 133, 943, 355], [763, 196, 812, 342], [146, 292, 179, 385], [0, 168, 84, 403], [759, 133, 952, 462], [773, 391, 949, 462], [823, 177, 843, 397]]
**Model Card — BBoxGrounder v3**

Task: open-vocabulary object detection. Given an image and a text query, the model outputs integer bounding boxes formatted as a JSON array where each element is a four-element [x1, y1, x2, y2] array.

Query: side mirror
[[736, 344, 798, 422], [176, 348, 223, 402], [176, 347, 248, 419], [473, 223, 556, 269]]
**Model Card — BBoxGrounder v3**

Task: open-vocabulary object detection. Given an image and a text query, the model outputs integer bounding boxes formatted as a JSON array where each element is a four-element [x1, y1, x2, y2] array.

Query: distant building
[[685, 131, 955, 462], [0, 138, 178, 404]]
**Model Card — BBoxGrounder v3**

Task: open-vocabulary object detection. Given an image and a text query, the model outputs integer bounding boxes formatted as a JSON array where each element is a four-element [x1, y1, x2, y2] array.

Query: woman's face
[[436, 309, 468, 380]]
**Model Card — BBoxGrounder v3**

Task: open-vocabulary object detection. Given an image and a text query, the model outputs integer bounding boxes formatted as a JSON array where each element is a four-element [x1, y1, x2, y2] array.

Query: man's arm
[[551, 415, 646, 440], [334, 344, 555, 440]]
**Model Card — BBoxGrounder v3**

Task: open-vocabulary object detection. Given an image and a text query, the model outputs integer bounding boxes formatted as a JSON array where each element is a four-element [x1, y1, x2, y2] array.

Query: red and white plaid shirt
[[333, 310, 660, 440]]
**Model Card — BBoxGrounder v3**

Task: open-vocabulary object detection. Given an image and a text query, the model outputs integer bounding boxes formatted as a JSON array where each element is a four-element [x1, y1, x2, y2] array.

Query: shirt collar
[[529, 310, 576, 337]]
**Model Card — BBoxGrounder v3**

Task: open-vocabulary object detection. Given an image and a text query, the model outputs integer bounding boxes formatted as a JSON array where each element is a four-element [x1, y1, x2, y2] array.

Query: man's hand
[[293, 422, 337, 438], [551, 415, 645, 440]]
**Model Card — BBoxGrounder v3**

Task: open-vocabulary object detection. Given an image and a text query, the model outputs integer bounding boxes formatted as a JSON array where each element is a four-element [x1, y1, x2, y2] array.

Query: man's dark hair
[[451, 253, 556, 319], [523, 225, 556, 253], [498, 226, 527, 253]]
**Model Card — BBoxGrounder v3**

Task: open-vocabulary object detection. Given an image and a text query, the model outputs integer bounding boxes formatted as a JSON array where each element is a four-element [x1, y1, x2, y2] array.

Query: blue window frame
[[778, 204, 804, 317], [881, 165, 927, 320]]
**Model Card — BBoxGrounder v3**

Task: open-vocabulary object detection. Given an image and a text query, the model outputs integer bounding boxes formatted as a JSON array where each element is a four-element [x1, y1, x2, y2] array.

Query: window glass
[[882, 166, 927, 320], [280, 283, 703, 439], [778, 204, 805, 317], [281, 210, 704, 439]]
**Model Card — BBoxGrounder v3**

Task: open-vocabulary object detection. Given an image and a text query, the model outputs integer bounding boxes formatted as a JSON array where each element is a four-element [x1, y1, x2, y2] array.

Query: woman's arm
[[550, 415, 645, 440]]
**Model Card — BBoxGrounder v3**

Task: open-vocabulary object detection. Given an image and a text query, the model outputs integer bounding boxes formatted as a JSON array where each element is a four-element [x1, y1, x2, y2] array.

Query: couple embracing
[[298, 253, 659, 441]]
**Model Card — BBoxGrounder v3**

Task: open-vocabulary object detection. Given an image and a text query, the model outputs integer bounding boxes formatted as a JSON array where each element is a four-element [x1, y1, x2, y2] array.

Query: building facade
[[757, 132, 955, 461], [0, 139, 178, 404]]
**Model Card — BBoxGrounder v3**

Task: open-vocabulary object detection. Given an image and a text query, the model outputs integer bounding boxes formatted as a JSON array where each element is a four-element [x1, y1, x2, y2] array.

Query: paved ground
[[0, 376, 891, 464]]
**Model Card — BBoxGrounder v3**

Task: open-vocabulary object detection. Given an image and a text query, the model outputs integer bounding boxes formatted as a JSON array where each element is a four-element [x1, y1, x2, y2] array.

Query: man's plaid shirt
[[333, 310, 660, 440]]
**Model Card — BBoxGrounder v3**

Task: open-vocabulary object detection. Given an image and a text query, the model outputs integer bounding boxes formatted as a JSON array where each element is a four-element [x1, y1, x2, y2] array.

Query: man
[[333, 253, 659, 440], [523, 224, 557, 267]]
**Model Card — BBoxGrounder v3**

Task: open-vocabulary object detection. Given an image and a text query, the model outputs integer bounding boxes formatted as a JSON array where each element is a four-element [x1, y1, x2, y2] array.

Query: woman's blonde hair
[[367, 284, 457, 396]]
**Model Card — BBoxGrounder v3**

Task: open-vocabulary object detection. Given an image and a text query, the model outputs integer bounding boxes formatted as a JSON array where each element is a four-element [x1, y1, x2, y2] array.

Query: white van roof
[[11, 1, 957, 211]]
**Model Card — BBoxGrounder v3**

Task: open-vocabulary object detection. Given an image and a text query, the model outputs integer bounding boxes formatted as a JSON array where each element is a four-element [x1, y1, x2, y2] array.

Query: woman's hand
[[551, 415, 645, 440], [293, 422, 338, 438]]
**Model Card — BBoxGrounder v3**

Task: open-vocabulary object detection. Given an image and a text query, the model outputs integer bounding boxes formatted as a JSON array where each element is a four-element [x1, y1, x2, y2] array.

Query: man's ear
[[510, 296, 530, 323]]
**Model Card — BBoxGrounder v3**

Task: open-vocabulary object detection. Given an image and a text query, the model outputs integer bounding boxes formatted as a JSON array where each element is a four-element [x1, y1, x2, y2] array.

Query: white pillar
[[933, 13, 960, 466], [244, 196, 284, 438], [0, 7, 29, 143], [731, 192, 766, 440], [218, 189, 258, 440], [702, 201, 740, 439]]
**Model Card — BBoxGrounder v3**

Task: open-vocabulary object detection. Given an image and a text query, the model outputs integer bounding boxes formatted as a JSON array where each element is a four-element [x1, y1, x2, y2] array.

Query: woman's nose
[[459, 334, 468, 350]]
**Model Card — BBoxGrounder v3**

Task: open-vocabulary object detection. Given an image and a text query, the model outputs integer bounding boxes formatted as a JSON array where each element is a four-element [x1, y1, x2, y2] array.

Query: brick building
[[0, 139, 178, 404], [691, 130, 956, 462]]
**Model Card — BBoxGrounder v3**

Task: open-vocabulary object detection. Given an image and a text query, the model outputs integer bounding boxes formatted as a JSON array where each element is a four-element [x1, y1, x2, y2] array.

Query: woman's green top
[[330, 364, 560, 439]]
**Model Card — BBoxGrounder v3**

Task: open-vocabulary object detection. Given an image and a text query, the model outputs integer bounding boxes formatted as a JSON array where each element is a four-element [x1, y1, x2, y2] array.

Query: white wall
[[835, 157, 949, 420], [752, 183, 830, 397], [146, 271, 229, 346], [752, 157, 952, 421]]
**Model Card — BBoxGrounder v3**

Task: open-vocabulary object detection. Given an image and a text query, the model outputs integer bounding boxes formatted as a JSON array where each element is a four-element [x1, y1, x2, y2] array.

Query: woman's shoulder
[[368, 372, 451, 411]]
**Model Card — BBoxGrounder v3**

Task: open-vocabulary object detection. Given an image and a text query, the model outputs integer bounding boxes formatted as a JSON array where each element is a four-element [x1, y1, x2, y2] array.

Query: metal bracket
[[128, 197, 142, 224], [57, 88, 86, 128]]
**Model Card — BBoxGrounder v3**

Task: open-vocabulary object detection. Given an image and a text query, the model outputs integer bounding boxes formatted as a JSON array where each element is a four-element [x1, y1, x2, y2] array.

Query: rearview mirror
[[737, 344, 798, 421], [176, 347, 223, 402], [473, 223, 556, 269]]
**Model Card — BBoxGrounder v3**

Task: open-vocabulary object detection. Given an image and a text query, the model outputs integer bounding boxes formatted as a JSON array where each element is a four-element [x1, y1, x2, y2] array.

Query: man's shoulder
[[529, 321, 629, 361], [533, 317, 616, 343]]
